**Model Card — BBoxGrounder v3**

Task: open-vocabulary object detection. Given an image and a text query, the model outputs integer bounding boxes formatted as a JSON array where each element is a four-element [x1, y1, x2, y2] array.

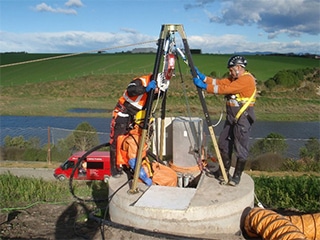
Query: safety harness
[[234, 88, 256, 123]]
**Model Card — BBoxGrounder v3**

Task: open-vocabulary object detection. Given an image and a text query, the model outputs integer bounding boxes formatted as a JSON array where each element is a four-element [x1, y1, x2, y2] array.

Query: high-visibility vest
[[118, 74, 152, 110]]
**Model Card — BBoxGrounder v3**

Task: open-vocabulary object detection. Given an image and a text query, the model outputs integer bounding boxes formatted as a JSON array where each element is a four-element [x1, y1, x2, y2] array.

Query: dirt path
[[0, 203, 245, 240]]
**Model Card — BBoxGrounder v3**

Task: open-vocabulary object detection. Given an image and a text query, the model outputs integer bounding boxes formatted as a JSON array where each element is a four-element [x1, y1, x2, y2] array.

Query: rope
[[0, 40, 157, 68]]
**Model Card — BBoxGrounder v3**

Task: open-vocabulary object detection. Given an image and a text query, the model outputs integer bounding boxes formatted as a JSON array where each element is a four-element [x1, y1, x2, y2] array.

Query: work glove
[[146, 80, 156, 92], [193, 77, 207, 90], [195, 67, 206, 81]]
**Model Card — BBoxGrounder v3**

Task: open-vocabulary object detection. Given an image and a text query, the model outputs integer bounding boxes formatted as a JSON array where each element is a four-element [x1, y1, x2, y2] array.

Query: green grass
[[0, 172, 109, 210], [1, 53, 319, 121], [1, 172, 319, 214], [0, 72, 319, 121], [0, 53, 157, 86], [253, 175, 320, 213], [1, 53, 319, 87]]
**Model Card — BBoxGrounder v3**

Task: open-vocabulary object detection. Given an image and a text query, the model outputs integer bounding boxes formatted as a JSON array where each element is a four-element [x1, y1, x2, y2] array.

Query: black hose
[[69, 142, 110, 202]]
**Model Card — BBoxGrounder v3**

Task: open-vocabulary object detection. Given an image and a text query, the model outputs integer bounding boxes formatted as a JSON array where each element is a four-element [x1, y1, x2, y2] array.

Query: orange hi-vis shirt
[[206, 71, 256, 105], [118, 74, 152, 111]]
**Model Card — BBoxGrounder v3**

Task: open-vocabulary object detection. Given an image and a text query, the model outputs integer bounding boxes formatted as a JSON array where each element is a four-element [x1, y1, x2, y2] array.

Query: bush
[[264, 79, 276, 89], [247, 153, 286, 171], [2, 147, 25, 161], [23, 148, 47, 161], [281, 159, 320, 172], [249, 132, 288, 158], [273, 70, 302, 88], [299, 137, 320, 162]]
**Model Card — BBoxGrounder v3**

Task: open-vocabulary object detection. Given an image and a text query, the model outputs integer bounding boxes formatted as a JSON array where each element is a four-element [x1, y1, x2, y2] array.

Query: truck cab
[[54, 151, 111, 182]]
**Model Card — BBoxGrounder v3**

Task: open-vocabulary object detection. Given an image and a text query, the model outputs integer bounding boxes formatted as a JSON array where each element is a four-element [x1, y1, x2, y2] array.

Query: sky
[[0, 0, 319, 54]]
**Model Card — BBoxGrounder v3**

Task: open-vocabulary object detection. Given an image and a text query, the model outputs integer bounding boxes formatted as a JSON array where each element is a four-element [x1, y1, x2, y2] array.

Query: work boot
[[229, 159, 246, 186]]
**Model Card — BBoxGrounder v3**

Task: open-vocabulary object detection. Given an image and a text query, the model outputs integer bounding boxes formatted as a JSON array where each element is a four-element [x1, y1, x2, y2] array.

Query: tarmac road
[[0, 167, 56, 181]]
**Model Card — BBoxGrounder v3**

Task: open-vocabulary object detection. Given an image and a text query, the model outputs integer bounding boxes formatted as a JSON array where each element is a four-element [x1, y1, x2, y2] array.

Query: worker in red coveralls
[[109, 74, 157, 177], [193, 55, 256, 186]]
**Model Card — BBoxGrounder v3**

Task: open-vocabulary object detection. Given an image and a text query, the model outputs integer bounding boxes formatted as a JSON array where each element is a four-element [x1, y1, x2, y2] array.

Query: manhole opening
[[176, 172, 202, 188]]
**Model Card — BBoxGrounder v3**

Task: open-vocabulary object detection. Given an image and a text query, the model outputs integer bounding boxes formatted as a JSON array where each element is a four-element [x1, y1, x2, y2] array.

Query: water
[[1, 115, 319, 158], [0, 116, 110, 131]]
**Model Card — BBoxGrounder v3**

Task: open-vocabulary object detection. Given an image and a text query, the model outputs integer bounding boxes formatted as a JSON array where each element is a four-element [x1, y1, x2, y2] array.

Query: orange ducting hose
[[285, 213, 320, 240], [244, 207, 317, 240]]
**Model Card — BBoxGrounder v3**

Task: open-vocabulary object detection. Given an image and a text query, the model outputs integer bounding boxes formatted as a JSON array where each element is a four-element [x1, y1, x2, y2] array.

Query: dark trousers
[[218, 116, 252, 164]]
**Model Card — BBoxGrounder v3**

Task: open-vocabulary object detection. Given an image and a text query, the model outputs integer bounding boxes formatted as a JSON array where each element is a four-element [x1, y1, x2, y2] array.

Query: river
[[0, 115, 319, 159]]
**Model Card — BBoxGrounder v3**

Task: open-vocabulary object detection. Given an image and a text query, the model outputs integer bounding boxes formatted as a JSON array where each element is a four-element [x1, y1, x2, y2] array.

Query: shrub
[[249, 132, 288, 157], [247, 153, 286, 171], [273, 70, 301, 88], [299, 137, 320, 162], [281, 159, 320, 172], [23, 148, 47, 161], [264, 79, 276, 89]]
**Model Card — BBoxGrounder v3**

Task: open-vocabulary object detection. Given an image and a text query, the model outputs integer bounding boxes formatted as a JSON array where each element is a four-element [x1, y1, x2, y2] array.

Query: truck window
[[87, 161, 103, 169], [61, 160, 75, 170]]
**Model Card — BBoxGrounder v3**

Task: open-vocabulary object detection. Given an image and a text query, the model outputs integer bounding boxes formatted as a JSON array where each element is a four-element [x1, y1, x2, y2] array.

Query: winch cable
[[180, 39, 228, 183], [152, 31, 174, 160], [176, 48, 224, 128], [176, 54, 203, 167]]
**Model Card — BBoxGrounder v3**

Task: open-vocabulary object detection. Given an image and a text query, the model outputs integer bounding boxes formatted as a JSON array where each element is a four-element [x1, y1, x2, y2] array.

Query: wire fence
[[0, 126, 313, 161]]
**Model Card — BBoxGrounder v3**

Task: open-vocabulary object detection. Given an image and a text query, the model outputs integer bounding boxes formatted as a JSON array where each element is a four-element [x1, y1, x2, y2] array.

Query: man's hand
[[146, 80, 156, 92], [195, 67, 206, 81], [193, 77, 207, 90]]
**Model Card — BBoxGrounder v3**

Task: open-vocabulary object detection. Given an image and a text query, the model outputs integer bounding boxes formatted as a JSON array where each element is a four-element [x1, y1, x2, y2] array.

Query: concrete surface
[[108, 169, 254, 239]]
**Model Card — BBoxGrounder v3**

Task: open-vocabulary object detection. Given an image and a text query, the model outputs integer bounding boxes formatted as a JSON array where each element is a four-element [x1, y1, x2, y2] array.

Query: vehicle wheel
[[104, 176, 109, 183], [58, 175, 66, 181]]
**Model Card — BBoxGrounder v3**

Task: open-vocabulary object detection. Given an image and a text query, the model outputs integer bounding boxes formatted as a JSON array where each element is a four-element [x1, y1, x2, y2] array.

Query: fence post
[[47, 127, 51, 165]]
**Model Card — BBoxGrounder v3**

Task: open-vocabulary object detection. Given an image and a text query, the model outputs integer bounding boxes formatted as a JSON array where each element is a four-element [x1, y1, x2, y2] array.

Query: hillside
[[0, 53, 319, 121]]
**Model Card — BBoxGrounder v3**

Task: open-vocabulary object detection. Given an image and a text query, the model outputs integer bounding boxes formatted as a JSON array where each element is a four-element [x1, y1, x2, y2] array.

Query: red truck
[[53, 151, 111, 182]]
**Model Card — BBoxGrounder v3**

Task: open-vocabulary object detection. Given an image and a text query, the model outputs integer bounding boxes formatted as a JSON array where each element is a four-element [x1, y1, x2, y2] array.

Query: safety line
[[0, 40, 157, 68]]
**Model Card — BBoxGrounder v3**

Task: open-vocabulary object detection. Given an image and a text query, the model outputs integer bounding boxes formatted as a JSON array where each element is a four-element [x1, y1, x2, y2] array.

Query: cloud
[[186, 0, 320, 38], [65, 0, 84, 8], [184, 0, 214, 10], [0, 31, 157, 53], [1, 31, 318, 54], [34, 0, 84, 15], [120, 28, 139, 34]]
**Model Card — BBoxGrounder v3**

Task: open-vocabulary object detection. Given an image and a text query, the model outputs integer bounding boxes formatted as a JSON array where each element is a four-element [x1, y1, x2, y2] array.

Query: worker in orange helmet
[[109, 74, 158, 177], [193, 55, 257, 186]]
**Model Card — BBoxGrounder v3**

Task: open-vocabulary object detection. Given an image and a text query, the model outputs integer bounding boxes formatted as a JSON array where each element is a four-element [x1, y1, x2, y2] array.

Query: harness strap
[[234, 88, 256, 123]]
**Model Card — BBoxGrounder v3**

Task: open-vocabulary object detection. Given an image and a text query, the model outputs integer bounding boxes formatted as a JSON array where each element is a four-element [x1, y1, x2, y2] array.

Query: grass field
[[1, 53, 319, 86], [0, 53, 319, 121]]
